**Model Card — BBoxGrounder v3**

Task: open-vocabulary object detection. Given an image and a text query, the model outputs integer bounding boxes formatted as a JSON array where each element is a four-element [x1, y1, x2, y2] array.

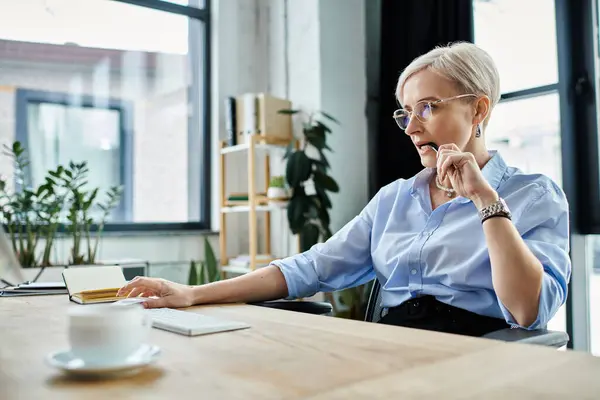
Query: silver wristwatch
[[478, 197, 512, 223]]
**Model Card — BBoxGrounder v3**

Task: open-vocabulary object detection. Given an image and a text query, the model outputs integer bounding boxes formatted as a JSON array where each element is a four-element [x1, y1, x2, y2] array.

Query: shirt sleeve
[[271, 192, 380, 299], [497, 182, 571, 330]]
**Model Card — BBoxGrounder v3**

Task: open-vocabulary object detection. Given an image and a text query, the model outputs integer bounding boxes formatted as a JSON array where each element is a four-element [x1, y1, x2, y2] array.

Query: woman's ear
[[473, 95, 491, 126]]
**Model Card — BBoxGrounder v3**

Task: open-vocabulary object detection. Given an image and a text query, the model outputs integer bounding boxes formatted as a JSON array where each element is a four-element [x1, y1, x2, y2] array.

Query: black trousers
[[378, 295, 510, 337]]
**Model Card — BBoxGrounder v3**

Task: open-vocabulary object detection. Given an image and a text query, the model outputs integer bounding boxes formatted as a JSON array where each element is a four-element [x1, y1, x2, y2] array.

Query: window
[[0, 0, 210, 230], [473, 0, 564, 333], [473, 0, 559, 93]]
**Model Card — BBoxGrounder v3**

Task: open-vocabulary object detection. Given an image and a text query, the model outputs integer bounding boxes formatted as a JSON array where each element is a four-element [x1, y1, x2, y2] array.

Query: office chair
[[364, 279, 570, 348], [254, 279, 570, 348]]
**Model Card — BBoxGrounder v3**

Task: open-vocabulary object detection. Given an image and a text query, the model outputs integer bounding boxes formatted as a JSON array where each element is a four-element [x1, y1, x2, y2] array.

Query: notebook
[[62, 266, 127, 304]]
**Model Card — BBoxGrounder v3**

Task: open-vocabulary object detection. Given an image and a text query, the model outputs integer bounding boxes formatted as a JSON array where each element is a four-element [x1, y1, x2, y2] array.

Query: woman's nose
[[404, 114, 421, 136]]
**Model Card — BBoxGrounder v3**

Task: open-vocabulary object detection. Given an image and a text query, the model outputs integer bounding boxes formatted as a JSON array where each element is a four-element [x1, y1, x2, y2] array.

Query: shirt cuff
[[497, 271, 560, 330], [271, 253, 320, 299]]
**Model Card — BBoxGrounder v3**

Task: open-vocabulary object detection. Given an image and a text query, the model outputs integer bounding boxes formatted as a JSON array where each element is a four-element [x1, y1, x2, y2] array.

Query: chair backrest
[[364, 279, 383, 323], [363, 278, 569, 347]]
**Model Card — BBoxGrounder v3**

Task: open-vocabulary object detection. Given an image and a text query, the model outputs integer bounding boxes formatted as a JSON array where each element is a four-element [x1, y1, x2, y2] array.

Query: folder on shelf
[[62, 266, 127, 304], [233, 93, 293, 145]]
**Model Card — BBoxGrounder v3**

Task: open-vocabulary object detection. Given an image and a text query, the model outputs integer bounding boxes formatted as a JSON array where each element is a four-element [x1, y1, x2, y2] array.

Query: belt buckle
[[407, 298, 421, 315]]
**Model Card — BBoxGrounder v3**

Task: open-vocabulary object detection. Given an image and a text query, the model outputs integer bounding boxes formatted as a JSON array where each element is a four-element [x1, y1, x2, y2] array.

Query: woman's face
[[399, 69, 482, 168]]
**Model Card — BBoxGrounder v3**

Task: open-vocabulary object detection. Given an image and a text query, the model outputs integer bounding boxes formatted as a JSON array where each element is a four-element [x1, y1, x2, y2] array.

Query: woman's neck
[[465, 141, 492, 170]]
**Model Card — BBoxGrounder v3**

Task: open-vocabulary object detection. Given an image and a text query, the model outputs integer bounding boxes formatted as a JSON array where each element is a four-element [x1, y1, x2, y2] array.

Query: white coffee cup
[[68, 304, 151, 366]]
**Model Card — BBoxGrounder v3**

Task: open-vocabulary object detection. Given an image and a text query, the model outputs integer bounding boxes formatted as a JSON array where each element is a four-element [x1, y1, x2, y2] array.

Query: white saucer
[[46, 344, 161, 377]]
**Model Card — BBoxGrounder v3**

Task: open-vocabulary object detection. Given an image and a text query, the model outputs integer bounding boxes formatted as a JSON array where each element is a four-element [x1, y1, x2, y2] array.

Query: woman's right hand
[[116, 277, 195, 309]]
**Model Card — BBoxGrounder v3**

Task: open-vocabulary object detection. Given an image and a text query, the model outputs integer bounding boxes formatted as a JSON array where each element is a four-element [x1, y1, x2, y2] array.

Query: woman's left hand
[[437, 143, 498, 209]]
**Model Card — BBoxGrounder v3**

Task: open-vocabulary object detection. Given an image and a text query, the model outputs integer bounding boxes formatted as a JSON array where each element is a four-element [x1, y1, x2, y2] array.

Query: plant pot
[[20, 265, 66, 283], [267, 187, 289, 206]]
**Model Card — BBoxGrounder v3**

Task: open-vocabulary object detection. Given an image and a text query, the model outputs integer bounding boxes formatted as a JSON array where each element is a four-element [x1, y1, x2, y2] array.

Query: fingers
[[125, 287, 146, 298], [436, 148, 458, 178], [439, 153, 468, 181], [438, 143, 461, 152], [142, 297, 169, 309], [117, 276, 163, 297]]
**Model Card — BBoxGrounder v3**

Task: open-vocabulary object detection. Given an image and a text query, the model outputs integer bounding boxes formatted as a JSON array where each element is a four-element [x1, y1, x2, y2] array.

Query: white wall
[[211, 0, 368, 260], [318, 0, 369, 231]]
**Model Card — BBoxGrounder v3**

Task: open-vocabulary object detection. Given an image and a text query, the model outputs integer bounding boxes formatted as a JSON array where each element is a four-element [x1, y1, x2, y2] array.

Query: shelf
[[221, 203, 288, 213], [220, 265, 252, 275], [221, 264, 271, 275], [220, 142, 288, 154]]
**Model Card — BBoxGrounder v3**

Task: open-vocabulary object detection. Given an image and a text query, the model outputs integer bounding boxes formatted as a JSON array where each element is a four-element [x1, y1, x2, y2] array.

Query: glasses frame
[[393, 93, 478, 130]]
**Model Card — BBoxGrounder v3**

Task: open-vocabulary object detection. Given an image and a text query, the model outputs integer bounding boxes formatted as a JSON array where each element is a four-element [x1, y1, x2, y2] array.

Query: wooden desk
[[1, 296, 599, 399]]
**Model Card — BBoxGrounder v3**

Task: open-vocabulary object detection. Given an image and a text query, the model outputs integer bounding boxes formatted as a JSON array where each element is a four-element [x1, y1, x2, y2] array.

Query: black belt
[[379, 295, 510, 337]]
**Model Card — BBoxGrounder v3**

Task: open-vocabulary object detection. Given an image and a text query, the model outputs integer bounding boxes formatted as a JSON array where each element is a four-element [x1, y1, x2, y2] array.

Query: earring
[[475, 124, 482, 138]]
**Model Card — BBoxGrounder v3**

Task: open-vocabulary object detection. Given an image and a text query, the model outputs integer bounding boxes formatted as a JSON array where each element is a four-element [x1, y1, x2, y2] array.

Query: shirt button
[[410, 269, 417, 275]]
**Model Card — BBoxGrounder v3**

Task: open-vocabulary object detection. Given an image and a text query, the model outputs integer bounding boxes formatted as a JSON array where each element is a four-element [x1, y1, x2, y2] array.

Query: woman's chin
[[419, 154, 437, 168]]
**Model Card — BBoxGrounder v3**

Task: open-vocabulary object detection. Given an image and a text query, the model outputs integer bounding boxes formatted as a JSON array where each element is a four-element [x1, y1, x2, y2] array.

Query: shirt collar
[[409, 151, 507, 203]]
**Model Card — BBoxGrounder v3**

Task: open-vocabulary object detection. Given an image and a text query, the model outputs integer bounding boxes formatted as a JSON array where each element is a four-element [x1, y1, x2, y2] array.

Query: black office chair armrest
[[250, 300, 333, 316], [482, 328, 569, 348]]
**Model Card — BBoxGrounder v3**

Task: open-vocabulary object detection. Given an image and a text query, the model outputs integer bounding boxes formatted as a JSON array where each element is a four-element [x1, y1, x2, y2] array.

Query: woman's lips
[[417, 142, 438, 154]]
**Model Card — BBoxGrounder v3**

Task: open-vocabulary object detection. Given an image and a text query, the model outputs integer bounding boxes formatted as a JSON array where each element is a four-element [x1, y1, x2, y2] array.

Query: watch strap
[[478, 198, 511, 223]]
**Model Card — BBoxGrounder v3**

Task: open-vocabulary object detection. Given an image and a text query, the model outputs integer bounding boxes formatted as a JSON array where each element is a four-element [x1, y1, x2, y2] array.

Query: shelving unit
[[219, 134, 296, 275]]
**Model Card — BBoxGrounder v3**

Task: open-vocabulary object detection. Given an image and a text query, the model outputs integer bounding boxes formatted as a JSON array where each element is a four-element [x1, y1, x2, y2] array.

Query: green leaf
[[287, 190, 309, 234], [204, 237, 220, 282], [278, 109, 299, 115], [188, 260, 199, 285], [306, 202, 319, 219], [313, 170, 339, 193], [317, 206, 330, 228], [312, 159, 327, 174], [338, 287, 359, 309], [12, 141, 24, 155], [286, 151, 312, 188], [319, 111, 340, 124], [316, 121, 332, 133], [305, 126, 326, 149], [315, 186, 332, 209], [300, 223, 320, 252], [306, 135, 325, 150]]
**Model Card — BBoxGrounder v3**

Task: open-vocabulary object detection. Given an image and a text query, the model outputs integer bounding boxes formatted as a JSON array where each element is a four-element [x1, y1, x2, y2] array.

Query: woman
[[118, 42, 571, 337]]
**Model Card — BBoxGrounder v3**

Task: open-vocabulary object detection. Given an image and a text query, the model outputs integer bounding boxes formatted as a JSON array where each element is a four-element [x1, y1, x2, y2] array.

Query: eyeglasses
[[392, 94, 478, 130]]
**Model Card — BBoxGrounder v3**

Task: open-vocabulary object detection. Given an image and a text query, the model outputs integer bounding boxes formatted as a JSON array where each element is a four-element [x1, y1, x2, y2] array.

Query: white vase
[[267, 187, 289, 201]]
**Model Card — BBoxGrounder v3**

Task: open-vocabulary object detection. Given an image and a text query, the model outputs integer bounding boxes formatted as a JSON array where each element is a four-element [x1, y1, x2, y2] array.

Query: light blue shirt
[[273, 151, 571, 330]]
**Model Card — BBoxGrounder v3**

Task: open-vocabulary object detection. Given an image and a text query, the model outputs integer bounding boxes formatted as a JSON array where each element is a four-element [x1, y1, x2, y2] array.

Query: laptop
[[0, 225, 25, 287]]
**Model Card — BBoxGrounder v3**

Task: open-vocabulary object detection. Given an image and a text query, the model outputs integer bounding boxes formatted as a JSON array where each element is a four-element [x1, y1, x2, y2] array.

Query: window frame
[[477, 0, 600, 353], [6, 0, 212, 232], [15, 88, 135, 222], [554, 0, 600, 236]]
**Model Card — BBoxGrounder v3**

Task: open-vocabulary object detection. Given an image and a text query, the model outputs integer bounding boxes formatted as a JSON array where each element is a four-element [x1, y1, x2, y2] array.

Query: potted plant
[[276, 109, 370, 321], [277, 108, 340, 252], [1, 141, 123, 282], [188, 237, 221, 285], [266, 175, 289, 206]]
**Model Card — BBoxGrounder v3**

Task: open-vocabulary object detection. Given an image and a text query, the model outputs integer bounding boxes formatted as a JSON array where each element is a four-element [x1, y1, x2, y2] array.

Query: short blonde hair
[[396, 42, 500, 128]]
